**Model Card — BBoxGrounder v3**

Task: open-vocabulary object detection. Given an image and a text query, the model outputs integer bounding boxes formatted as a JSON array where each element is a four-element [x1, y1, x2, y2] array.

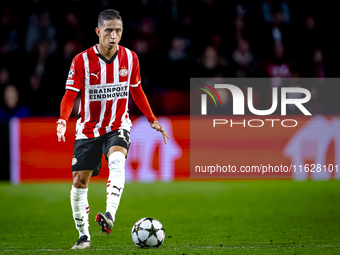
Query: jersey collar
[[93, 45, 118, 64]]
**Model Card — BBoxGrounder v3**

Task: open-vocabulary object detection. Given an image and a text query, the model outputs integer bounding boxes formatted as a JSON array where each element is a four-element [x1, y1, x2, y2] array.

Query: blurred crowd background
[[0, 0, 339, 120]]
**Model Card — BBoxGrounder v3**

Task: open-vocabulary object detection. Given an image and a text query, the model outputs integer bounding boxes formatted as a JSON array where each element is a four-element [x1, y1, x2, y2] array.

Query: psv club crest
[[119, 68, 128, 77], [72, 157, 77, 165]]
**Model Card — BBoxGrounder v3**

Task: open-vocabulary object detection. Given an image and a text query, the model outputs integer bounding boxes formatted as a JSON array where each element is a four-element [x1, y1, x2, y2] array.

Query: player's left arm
[[129, 51, 170, 144], [150, 119, 170, 144], [130, 85, 170, 144]]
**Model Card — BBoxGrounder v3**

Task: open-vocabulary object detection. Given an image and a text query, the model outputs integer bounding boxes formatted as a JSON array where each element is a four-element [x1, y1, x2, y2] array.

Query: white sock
[[106, 151, 125, 222], [70, 186, 90, 240]]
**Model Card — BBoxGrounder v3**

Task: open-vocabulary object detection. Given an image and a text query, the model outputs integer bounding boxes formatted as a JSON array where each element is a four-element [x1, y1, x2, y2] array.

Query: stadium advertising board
[[10, 116, 188, 183], [10, 115, 340, 183]]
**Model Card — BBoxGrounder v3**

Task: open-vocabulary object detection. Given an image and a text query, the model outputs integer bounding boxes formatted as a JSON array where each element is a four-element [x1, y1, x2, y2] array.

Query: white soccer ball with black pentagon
[[131, 217, 165, 248]]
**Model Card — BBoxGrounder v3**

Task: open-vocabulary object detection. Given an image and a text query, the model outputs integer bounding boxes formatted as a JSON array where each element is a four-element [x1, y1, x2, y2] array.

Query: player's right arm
[[57, 90, 78, 142], [57, 54, 84, 142]]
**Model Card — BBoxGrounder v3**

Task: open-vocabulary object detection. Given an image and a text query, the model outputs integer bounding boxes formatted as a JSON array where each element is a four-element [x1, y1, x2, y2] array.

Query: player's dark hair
[[98, 9, 123, 27]]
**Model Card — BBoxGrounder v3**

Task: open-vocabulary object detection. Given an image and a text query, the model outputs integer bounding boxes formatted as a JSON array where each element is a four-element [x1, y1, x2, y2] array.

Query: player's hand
[[56, 119, 67, 142], [151, 120, 170, 144]]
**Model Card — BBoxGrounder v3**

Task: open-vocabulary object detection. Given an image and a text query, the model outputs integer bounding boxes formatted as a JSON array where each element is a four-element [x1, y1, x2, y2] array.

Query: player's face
[[97, 19, 123, 51]]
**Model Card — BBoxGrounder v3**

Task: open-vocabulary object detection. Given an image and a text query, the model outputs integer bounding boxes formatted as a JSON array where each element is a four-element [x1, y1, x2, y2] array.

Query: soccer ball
[[131, 217, 165, 248]]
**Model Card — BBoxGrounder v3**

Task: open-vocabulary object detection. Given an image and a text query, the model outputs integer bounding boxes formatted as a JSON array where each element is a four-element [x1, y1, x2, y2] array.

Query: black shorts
[[71, 129, 130, 177]]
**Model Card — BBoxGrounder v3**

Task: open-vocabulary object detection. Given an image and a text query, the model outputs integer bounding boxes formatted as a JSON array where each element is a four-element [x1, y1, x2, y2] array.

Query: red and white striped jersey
[[65, 45, 141, 139]]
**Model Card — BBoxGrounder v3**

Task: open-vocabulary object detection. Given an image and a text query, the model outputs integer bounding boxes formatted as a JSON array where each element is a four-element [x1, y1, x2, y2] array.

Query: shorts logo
[[72, 157, 77, 165], [119, 69, 128, 77], [68, 69, 75, 79]]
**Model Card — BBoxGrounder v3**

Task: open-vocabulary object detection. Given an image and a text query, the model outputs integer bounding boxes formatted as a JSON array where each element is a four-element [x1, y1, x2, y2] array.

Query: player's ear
[[95, 27, 100, 37]]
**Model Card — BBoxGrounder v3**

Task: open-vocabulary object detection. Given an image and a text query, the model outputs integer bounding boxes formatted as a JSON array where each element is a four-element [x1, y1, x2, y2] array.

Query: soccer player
[[56, 9, 170, 249]]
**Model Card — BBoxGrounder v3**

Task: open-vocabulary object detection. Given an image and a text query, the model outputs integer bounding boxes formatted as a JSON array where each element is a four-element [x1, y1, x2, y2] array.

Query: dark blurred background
[[0, 0, 339, 179], [0, 0, 339, 118]]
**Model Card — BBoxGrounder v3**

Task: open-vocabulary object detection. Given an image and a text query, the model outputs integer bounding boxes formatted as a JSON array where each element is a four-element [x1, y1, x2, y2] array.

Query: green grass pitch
[[0, 180, 339, 254]]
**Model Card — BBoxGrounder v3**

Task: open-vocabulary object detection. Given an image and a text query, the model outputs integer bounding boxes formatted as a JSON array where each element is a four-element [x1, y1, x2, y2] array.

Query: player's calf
[[106, 151, 126, 222]]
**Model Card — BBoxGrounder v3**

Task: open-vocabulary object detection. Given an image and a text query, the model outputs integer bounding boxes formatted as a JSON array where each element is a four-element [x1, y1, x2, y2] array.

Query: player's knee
[[108, 151, 125, 171], [72, 171, 91, 188], [73, 179, 87, 189]]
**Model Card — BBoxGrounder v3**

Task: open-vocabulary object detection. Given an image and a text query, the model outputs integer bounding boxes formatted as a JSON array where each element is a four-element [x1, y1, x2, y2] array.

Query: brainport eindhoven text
[[89, 85, 128, 100]]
